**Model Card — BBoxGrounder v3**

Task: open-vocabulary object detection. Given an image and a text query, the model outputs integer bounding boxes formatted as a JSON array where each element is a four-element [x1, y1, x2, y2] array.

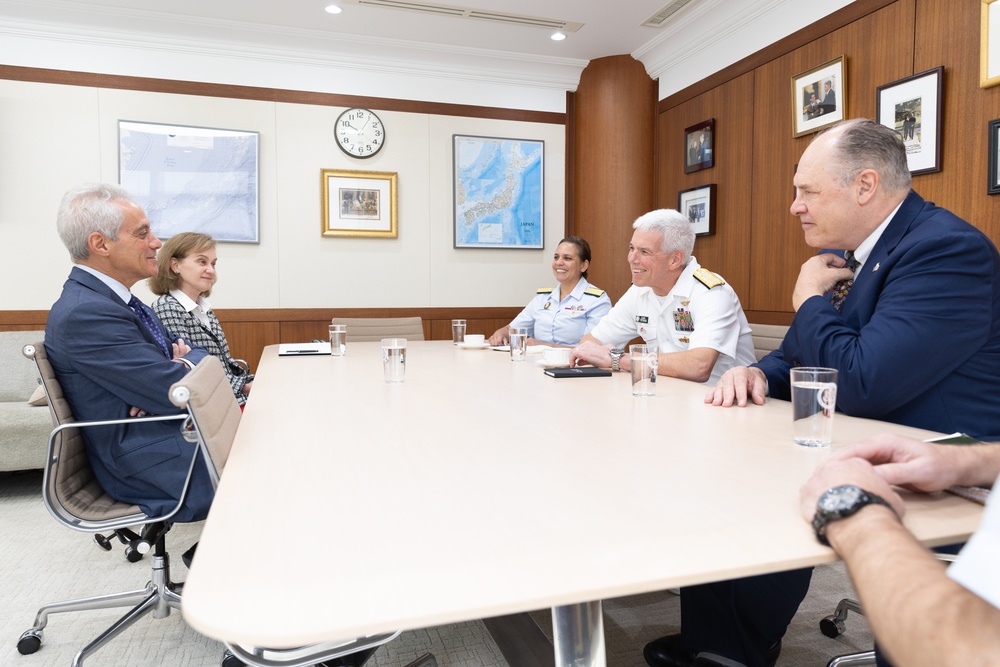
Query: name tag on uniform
[[636, 315, 649, 324]]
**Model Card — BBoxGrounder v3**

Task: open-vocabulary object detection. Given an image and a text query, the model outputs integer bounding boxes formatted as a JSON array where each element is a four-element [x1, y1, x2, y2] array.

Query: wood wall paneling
[[746, 1, 915, 313], [570, 56, 658, 303], [0, 308, 521, 376], [656, 72, 756, 307]]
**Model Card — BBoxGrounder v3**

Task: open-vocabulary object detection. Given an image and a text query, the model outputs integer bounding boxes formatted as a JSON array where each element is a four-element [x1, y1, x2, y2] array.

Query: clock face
[[335, 108, 385, 158]]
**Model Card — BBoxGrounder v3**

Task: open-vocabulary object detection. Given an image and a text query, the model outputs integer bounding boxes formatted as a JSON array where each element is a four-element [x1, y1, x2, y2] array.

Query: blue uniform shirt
[[509, 277, 612, 345]]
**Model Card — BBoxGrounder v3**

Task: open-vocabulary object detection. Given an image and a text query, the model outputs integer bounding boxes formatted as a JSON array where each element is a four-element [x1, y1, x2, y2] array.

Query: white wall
[[0, 79, 566, 311]]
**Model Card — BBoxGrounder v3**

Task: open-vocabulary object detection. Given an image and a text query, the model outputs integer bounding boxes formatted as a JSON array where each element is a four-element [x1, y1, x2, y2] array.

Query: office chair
[[330, 317, 425, 342], [169, 357, 436, 667], [821, 554, 957, 667], [16, 343, 221, 667]]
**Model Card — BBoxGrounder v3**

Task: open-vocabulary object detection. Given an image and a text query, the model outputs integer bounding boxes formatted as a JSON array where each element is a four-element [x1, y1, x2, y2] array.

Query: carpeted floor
[[2, 470, 874, 667]]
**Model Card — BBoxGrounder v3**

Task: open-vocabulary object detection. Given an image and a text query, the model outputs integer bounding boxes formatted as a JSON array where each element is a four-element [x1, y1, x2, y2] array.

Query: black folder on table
[[544, 366, 612, 378]]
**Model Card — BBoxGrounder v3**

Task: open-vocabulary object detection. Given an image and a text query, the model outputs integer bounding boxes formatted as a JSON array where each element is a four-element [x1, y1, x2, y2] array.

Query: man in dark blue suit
[[644, 119, 1000, 666], [46, 183, 214, 524]]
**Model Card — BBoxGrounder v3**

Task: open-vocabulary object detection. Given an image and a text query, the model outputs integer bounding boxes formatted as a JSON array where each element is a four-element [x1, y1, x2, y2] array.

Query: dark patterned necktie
[[128, 295, 172, 358], [830, 251, 860, 312]]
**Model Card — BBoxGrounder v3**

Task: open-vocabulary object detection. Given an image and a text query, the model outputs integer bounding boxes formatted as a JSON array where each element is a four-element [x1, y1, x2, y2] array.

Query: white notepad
[[278, 342, 331, 356]]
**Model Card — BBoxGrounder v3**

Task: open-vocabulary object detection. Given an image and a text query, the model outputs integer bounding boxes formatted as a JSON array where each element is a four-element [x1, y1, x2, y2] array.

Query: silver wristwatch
[[609, 347, 625, 372]]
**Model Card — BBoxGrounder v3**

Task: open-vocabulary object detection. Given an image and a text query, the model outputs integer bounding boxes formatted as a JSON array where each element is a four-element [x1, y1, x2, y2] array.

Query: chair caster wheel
[[94, 533, 114, 551], [221, 649, 244, 667], [17, 630, 42, 655], [820, 615, 845, 638], [125, 546, 144, 563]]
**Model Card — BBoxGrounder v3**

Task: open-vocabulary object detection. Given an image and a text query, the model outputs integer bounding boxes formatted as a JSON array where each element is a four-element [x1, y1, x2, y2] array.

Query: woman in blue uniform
[[489, 236, 612, 347]]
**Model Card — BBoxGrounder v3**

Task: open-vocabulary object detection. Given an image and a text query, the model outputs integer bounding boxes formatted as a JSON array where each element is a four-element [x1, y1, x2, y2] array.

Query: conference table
[[181, 340, 984, 667]]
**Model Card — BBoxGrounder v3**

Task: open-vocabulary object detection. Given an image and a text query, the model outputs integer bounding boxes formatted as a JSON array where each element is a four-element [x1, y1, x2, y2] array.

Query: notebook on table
[[543, 366, 612, 378], [278, 342, 331, 356]]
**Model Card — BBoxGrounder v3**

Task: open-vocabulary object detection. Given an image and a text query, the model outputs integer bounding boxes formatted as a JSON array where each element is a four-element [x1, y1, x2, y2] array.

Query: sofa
[[0, 330, 52, 472]]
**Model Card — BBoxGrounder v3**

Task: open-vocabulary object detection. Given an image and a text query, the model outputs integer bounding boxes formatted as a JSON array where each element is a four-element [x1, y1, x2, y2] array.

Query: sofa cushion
[[0, 402, 51, 471], [28, 384, 47, 406], [0, 330, 45, 403]]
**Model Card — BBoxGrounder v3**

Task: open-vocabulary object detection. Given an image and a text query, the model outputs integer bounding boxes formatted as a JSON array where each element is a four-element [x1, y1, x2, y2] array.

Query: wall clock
[[335, 107, 385, 158]]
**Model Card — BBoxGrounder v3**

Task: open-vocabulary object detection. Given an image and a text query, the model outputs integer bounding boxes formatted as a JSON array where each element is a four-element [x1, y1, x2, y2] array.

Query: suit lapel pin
[[872, 262, 880, 272]]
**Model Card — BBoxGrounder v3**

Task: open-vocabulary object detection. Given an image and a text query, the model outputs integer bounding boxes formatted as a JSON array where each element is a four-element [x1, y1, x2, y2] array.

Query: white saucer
[[457, 342, 490, 350], [491, 345, 509, 352], [536, 359, 571, 369]]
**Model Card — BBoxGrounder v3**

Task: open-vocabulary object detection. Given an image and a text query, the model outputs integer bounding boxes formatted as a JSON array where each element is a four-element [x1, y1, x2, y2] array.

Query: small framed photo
[[678, 184, 716, 237], [684, 119, 715, 173], [792, 56, 846, 138], [876, 66, 944, 175], [988, 119, 1000, 194], [321, 169, 398, 238]]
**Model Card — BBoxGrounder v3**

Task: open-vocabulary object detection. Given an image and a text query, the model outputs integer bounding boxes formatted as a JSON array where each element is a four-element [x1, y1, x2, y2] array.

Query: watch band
[[609, 348, 624, 372]]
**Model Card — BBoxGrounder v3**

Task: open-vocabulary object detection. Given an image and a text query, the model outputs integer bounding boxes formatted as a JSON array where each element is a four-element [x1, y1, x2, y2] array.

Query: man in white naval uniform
[[570, 209, 756, 384]]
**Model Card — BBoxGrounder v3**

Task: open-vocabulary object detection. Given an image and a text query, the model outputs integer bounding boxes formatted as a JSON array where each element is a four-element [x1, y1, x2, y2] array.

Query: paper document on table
[[278, 342, 331, 356], [925, 434, 992, 504]]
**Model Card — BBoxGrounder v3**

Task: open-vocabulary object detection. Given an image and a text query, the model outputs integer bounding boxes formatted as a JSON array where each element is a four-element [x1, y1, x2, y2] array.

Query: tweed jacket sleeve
[[152, 294, 253, 405]]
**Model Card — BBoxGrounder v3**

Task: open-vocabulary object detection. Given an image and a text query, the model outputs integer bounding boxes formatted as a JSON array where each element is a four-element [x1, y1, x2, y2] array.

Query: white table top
[[181, 341, 983, 649]]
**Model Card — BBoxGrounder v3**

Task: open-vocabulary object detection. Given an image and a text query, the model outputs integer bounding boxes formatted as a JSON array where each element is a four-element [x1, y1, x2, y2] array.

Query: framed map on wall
[[119, 120, 260, 243], [453, 134, 544, 249]]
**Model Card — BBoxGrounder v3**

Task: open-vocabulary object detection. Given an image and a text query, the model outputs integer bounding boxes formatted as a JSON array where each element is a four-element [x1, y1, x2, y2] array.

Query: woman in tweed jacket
[[148, 232, 253, 406]]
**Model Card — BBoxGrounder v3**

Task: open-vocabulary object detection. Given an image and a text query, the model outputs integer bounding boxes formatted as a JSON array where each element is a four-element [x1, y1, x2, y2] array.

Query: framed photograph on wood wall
[[876, 66, 944, 175], [988, 119, 1000, 194], [321, 169, 398, 238], [678, 184, 716, 237], [982, 0, 1000, 88], [684, 118, 714, 173], [791, 56, 846, 138]]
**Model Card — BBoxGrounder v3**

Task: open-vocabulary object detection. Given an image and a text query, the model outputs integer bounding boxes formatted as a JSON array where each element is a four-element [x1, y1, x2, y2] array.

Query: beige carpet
[[2, 471, 873, 667]]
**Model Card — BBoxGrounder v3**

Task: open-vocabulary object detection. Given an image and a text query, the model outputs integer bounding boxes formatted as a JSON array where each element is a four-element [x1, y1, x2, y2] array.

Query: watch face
[[818, 484, 863, 512], [335, 108, 384, 158]]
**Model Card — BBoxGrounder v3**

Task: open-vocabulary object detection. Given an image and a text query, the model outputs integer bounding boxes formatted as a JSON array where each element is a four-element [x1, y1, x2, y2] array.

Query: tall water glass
[[791, 367, 838, 446], [629, 344, 657, 396], [381, 338, 407, 384], [509, 327, 528, 362], [451, 319, 467, 345], [328, 324, 347, 356]]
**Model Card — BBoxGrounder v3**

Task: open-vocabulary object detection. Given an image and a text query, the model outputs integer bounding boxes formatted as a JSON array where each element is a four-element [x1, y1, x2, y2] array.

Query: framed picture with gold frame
[[982, 0, 1000, 88], [321, 169, 397, 238], [792, 56, 846, 138]]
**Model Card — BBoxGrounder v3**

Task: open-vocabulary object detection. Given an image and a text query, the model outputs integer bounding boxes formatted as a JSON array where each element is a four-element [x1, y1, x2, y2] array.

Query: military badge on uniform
[[673, 308, 694, 332], [544, 302, 551, 309]]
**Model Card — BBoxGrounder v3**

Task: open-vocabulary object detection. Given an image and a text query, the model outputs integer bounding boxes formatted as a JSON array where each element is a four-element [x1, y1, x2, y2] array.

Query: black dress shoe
[[644, 634, 694, 667], [693, 639, 781, 667], [181, 542, 198, 569]]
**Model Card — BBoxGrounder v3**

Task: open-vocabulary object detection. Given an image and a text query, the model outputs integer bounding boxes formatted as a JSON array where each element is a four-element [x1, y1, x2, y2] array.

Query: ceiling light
[[551, 31, 566, 41], [325, 4, 343, 14]]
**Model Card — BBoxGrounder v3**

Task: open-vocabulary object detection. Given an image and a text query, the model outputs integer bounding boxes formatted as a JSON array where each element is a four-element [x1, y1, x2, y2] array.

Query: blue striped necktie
[[830, 251, 860, 312], [128, 295, 171, 359]]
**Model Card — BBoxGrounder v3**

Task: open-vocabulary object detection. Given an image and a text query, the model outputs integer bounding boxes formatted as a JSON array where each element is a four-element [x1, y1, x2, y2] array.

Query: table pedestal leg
[[552, 601, 605, 667]]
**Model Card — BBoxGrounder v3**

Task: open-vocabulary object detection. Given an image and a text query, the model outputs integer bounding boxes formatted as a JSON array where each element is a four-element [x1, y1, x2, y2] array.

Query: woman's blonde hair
[[148, 232, 217, 297]]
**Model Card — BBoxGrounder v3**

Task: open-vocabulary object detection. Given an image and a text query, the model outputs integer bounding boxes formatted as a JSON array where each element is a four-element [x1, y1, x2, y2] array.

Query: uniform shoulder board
[[583, 287, 606, 297], [536, 287, 554, 294], [693, 268, 725, 289]]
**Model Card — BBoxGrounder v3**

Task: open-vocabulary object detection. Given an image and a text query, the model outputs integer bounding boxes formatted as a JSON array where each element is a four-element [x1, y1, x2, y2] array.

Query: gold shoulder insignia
[[536, 287, 554, 294], [583, 287, 606, 297], [693, 268, 725, 289]]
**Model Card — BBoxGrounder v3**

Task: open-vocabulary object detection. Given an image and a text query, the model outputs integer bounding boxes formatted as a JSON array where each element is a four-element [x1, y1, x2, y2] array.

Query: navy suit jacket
[[758, 191, 1000, 439], [45, 267, 214, 521]]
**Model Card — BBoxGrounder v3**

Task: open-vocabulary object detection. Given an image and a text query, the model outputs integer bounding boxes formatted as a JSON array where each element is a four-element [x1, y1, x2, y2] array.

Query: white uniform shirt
[[509, 277, 612, 346], [588, 257, 756, 385], [948, 478, 1000, 609]]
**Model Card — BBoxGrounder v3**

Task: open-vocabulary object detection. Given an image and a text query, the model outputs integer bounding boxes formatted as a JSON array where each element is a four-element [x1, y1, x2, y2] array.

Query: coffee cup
[[463, 334, 485, 346], [541, 348, 570, 366]]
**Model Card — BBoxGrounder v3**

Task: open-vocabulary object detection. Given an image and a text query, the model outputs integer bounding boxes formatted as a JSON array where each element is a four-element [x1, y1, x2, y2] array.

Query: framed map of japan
[[119, 120, 260, 243], [453, 135, 543, 249]]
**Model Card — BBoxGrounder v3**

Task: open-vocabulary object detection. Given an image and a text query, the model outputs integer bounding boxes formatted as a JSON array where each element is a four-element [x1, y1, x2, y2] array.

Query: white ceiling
[[0, 0, 856, 107]]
